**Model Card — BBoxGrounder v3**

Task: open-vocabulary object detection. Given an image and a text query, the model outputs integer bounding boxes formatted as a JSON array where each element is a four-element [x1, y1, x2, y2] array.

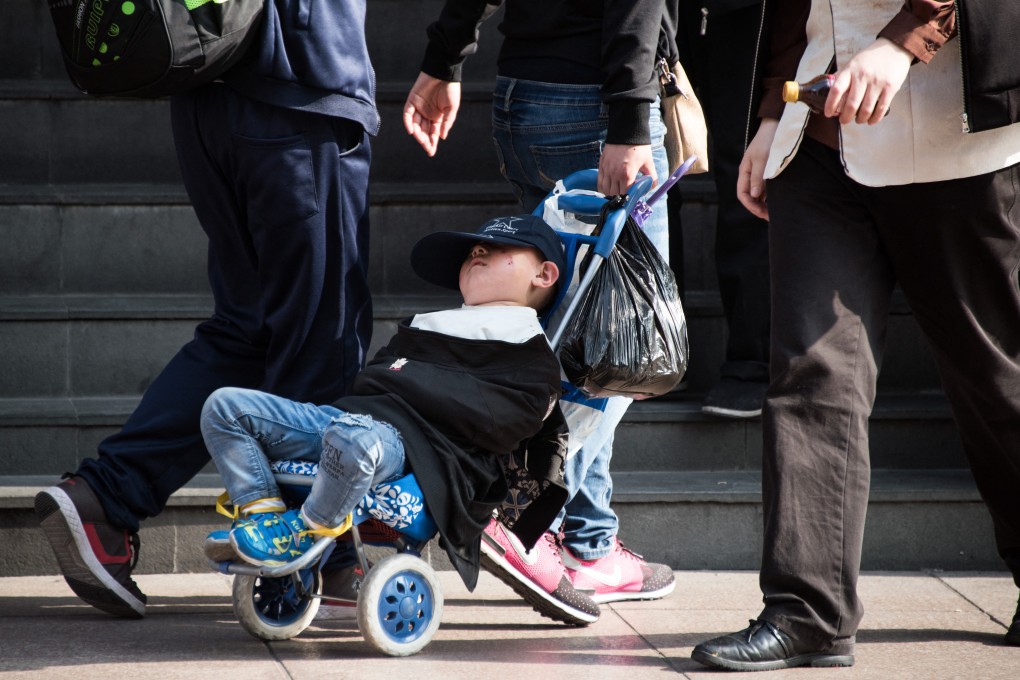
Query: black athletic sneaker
[[1006, 595, 1020, 646], [35, 476, 147, 618], [702, 378, 768, 418]]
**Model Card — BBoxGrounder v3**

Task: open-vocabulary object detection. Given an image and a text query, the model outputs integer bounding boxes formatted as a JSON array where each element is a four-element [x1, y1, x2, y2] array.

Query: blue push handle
[[533, 170, 654, 259]]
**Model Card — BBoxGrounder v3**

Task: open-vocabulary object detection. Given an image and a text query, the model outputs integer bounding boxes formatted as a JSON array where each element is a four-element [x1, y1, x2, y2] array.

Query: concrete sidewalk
[[1, 570, 1016, 679]]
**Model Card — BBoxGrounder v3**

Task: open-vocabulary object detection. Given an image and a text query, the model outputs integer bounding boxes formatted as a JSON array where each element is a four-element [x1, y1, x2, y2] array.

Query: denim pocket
[[532, 140, 603, 191], [491, 139, 525, 204], [233, 132, 319, 229]]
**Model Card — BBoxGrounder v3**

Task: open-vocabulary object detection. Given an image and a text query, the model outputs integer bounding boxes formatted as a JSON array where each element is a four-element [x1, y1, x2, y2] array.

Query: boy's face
[[458, 242, 555, 308]]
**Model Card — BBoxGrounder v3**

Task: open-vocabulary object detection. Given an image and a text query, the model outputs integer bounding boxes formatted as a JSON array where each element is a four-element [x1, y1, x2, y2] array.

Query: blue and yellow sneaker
[[204, 492, 267, 563], [229, 509, 318, 567]]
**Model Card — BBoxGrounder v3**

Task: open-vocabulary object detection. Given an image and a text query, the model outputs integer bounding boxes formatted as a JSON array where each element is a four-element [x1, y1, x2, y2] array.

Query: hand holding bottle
[[784, 38, 912, 126]]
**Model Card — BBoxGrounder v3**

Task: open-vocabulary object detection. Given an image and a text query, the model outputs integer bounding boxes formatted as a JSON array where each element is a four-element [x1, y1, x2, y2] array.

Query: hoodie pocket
[[233, 131, 319, 229], [297, 0, 312, 28]]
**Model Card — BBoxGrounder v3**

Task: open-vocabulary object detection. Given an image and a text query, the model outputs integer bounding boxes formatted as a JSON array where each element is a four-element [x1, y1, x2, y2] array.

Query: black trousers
[[670, 2, 770, 382], [78, 85, 373, 532], [760, 137, 1020, 644]]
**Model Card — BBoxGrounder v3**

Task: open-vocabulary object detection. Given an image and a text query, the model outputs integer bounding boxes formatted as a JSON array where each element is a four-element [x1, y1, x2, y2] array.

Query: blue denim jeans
[[200, 387, 406, 529], [492, 76, 670, 559]]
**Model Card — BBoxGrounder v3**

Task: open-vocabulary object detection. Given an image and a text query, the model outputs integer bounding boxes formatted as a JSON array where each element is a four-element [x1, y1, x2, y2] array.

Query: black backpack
[[47, 0, 264, 98]]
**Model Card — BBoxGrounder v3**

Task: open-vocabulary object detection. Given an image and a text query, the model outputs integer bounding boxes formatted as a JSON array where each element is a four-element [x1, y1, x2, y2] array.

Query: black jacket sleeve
[[421, 0, 503, 82], [600, 0, 665, 144], [420, 0, 666, 146]]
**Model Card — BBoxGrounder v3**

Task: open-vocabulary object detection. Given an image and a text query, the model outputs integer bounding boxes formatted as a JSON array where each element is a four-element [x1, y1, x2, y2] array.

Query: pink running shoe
[[479, 517, 600, 625], [562, 539, 676, 604]]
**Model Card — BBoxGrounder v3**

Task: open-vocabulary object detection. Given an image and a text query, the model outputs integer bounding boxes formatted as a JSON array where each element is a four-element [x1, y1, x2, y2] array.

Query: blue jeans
[[492, 77, 670, 559], [200, 387, 406, 529]]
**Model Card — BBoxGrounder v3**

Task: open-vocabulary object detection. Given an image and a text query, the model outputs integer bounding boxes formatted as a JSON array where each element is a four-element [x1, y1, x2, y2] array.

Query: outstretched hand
[[403, 72, 462, 156]]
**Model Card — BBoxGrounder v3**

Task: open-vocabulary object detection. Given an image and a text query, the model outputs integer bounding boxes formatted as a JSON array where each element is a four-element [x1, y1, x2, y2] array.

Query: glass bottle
[[782, 74, 835, 114]]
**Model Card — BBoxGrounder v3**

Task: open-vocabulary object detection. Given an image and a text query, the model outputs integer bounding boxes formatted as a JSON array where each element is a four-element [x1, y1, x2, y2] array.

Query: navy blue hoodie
[[225, 0, 380, 135]]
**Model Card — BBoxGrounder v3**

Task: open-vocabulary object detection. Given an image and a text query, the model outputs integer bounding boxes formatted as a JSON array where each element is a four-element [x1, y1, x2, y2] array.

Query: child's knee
[[201, 387, 235, 427], [322, 414, 383, 467]]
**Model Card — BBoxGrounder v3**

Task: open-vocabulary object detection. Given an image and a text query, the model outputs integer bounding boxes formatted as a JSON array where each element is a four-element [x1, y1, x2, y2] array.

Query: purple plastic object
[[630, 155, 698, 226]]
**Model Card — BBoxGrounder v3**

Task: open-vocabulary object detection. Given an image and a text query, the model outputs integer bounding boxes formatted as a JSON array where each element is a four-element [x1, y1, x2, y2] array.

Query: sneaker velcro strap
[[306, 512, 354, 539], [215, 491, 238, 520]]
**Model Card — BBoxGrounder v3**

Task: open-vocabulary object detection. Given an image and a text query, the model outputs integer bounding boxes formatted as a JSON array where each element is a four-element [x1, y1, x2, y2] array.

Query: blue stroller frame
[[210, 158, 696, 657]]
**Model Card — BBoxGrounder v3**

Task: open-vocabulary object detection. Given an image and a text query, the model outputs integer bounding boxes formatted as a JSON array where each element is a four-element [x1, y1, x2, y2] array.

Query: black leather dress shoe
[[1006, 598, 1020, 647], [692, 620, 855, 672]]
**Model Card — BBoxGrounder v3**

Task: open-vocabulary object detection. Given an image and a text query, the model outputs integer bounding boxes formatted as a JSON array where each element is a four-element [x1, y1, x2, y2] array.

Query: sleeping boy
[[201, 214, 569, 589]]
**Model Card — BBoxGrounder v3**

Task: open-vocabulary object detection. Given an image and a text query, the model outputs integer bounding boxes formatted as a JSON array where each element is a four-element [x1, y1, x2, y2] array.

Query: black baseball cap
[[411, 214, 567, 290]]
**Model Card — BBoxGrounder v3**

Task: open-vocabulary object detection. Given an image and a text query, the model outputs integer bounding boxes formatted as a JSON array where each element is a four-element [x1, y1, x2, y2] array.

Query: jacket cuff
[[758, 77, 787, 120], [878, 8, 955, 65], [606, 101, 651, 146], [421, 44, 463, 82]]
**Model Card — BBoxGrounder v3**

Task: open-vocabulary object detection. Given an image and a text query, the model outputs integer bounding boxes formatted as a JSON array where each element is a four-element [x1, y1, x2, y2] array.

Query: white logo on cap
[[482, 216, 525, 236]]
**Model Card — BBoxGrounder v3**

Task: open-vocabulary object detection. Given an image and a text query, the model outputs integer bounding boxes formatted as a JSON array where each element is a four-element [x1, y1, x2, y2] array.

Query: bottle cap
[[782, 81, 799, 103]]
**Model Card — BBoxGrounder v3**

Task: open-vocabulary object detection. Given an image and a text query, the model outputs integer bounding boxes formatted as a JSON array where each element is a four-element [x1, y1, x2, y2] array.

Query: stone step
[[0, 288, 944, 403], [0, 281, 943, 402], [0, 390, 957, 480], [0, 468, 998, 577], [0, 182, 534, 298], [0, 80, 509, 186], [0, 180, 718, 299], [0, 292, 720, 405], [613, 393, 964, 472]]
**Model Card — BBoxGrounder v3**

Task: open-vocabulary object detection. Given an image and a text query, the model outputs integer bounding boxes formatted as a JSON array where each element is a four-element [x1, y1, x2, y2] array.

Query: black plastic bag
[[559, 215, 689, 399]]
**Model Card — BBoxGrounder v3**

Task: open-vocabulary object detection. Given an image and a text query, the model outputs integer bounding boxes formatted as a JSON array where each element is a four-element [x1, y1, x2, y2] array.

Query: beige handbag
[[659, 58, 709, 175]]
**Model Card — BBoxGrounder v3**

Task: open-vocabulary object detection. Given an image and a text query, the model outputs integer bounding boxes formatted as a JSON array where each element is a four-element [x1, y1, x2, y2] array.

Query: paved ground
[[1, 570, 1016, 679]]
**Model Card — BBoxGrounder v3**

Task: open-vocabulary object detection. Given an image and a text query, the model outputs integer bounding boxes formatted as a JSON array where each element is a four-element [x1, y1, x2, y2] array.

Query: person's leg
[[693, 139, 892, 670], [683, 3, 771, 417], [758, 140, 894, 643], [873, 164, 1020, 617], [558, 100, 670, 557], [74, 86, 276, 534], [492, 79, 622, 559], [79, 87, 372, 532], [37, 85, 372, 615], [34, 86, 272, 618], [701, 4, 771, 383], [481, 79, 609, 622], [555, 395, 631, 553], [489, 77, 674, 606], [241, 105, 373, 405], [557, 101, 675, 604]]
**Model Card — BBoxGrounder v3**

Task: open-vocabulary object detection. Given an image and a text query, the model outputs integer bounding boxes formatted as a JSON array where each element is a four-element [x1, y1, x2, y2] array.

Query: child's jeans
[[201, 387, 407, 529]]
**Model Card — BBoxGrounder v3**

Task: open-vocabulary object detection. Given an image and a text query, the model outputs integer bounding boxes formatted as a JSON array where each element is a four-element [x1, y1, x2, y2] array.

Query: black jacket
[[957, 0, 1020, 133], [421, 0, 664, 145], [334, 319, 568, 590]]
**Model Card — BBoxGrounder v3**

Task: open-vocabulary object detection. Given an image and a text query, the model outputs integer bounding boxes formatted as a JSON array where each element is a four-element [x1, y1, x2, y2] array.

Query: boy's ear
[[534, 261, 560, 289]]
